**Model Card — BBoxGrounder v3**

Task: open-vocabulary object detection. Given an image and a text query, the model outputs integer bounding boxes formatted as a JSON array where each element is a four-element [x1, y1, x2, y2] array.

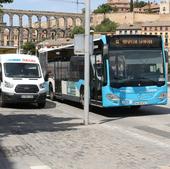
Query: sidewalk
[[0, 102, 170, 169]]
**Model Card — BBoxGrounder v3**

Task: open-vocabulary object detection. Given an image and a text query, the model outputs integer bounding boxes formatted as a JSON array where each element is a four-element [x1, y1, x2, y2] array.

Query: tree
[[133, 0, 147, 8], [0, 0, 13, 8], [130, 0, 133, 12], [93, 4, 113, 14], [95, 18, 118, 33], [21, 42, 36, 55], [71, 26, 85, 38]]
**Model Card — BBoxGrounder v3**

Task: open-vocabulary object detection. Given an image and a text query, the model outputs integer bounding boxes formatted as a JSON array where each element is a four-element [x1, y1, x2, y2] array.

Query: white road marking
[[30, 165, 51, 169]]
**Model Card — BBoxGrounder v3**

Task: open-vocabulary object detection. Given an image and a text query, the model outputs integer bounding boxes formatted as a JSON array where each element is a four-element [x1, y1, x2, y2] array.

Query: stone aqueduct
[[0, 9, 84, 46]]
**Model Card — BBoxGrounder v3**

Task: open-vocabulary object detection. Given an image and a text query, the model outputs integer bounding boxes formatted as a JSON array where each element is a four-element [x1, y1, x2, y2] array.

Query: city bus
[[39, 35, 168, 108]]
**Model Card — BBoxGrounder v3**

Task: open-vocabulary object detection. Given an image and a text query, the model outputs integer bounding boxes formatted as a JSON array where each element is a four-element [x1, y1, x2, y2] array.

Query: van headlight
[[39, 82, 46, 89], [106, 94, 120, 101], [4, 81, 14, 88]]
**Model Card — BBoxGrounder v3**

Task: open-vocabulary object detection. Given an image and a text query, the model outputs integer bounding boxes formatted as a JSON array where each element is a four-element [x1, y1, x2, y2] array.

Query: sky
[[3, 0, 107, 13]]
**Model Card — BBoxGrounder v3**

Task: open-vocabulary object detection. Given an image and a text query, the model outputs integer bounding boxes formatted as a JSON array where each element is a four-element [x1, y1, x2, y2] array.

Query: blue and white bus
[[39, 35, 168, 108]]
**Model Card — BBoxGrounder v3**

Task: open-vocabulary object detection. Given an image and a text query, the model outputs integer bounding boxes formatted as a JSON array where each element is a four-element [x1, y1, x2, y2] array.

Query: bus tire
[[130, 105, 141, 111], [80, 87, 84, 106], [37, 101, 46, 108], [49, 84, 54, 101]]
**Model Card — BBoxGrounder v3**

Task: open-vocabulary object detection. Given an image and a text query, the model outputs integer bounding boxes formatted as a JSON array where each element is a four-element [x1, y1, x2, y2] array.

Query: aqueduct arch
[[0, 9, 84, 46]]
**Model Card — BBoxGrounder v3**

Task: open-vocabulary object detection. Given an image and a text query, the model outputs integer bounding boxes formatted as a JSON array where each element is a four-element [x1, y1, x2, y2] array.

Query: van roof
[[0, 54, 39, 63]]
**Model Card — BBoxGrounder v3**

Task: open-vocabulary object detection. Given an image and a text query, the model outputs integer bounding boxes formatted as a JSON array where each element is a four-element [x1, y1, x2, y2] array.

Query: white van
[[0, 54, 46, 108]]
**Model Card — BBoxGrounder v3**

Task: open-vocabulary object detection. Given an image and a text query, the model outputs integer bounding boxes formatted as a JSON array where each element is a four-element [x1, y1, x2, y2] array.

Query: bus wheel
[[80, 88, 84, 106], [49, 85, 54, 101], [37, 101, 46, 108]]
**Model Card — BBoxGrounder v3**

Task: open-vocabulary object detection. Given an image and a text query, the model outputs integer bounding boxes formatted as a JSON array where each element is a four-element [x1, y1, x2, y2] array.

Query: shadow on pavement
[[3, 100, 56, 110], [0, 147, 15, 169], [0, 113, 80, 137]]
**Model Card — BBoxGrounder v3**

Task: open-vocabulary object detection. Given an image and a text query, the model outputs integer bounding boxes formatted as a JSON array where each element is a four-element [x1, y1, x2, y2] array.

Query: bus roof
[[38, 37, 102, 54]]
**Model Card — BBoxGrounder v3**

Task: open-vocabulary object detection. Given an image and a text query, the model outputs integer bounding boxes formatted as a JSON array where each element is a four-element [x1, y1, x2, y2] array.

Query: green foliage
[[130, 0, 133, 12], [0, 0, 13, 8], [133, 0, 147, 8], [112, 6, 118, 12], [71, 26, 85, 38], [21, 42, 36, 55], [93, 4, 113, 14], [95, 18, 118, 33]]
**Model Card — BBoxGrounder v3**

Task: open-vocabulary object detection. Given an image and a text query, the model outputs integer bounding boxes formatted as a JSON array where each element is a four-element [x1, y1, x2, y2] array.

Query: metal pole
[[84, 0, 90, 125]]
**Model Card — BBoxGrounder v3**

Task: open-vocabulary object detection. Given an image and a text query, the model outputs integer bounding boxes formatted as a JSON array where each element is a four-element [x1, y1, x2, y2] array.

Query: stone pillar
[[47, 17, 50, 28], [29, 28, 32, 42], [19, 28, 23, 46], [0, 28, 4, 46], [29, 16, 32, 28], [0, 14, 3, 23], [38, 16, 41, 28], [19, 15, 23, 27], [64, 17, 67, 30], [10, 15, 13, 27], [9, 29, 12, 46], [56, 18, 59, 28], [72, 18, 76, 27]]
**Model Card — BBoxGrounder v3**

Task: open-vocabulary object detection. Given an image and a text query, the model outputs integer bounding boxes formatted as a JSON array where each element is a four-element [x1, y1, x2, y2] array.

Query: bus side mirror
[[103, 45, 108, 56]]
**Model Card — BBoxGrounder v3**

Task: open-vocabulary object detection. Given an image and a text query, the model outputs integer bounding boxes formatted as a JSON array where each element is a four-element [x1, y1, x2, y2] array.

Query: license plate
[[135, 102, 146, 105], [21, 95, 33, 99]]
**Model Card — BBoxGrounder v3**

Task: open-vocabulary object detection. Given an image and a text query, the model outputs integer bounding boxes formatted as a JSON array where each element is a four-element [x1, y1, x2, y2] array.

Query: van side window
[[0, 63, 2, 82]]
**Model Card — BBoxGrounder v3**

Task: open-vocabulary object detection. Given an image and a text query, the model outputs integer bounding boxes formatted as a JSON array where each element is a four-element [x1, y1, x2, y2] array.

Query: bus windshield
[[4, 63, 41, 78], [109, 49, 165, 88]]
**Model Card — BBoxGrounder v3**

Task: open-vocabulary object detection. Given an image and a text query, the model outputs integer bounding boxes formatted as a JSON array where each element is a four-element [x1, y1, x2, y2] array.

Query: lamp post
[[84, 0, 90, 125]]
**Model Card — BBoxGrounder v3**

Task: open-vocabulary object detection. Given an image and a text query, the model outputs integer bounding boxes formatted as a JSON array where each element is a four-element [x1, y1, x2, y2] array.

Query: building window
[[163, 7, 166, 11], [135, 30, 138, 34], [144, 33, 147, 35], [130, 30, 132, 34], [150, 27, 152, 31], [119, 30, 122, 34], [160, 27, 162, 31], [124, 30, 127, 34], [144, 27, 147, 31], [150, 33, 152, 35], [165, 27, 168, 31], [155, 32, 157, 35], [155, 27, 157, 31]]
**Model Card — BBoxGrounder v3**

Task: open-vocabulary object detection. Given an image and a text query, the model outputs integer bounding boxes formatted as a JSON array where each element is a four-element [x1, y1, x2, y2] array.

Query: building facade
[[107, 0, 130, 12], [160, 0, 170, 14]]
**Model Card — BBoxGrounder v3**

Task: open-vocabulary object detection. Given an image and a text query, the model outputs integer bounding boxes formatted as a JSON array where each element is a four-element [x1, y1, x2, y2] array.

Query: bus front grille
[[15, 85, 39, 93]]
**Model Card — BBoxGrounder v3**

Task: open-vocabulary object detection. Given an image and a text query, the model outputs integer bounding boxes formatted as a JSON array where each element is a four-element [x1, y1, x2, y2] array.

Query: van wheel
[[37, 101, 46, 108], [80, 88, 84, 106], [49, 85, 54, 101], [0, 94, 5, 107]]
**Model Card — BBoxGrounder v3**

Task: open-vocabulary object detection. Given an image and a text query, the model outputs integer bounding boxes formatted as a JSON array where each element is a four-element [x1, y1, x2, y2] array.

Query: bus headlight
[[39, 82, 46, 89], [4, 81, 14, 88], [159, 93, 167, 99], [106, 94, 120, 101]]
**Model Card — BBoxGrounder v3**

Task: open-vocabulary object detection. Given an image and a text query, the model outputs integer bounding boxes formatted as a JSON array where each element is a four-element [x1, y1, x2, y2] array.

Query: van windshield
[[4, 63, 41, 78]]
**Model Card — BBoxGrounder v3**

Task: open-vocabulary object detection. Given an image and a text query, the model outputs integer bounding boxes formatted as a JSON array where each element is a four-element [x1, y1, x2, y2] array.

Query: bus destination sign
[[109, 36, 161, 49]]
